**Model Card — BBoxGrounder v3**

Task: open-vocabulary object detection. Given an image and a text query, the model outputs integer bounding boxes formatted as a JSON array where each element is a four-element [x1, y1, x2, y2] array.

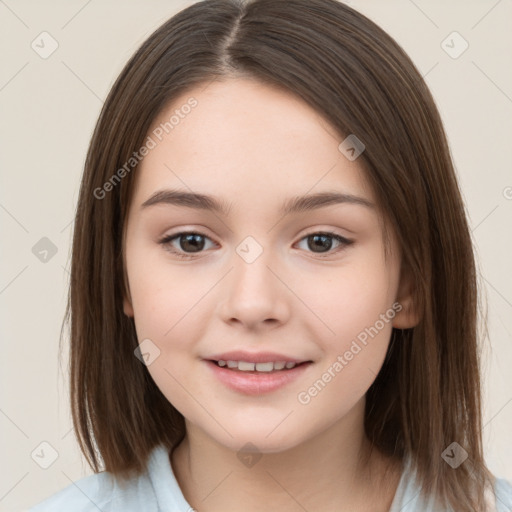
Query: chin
[[206, 426, 307, 455]]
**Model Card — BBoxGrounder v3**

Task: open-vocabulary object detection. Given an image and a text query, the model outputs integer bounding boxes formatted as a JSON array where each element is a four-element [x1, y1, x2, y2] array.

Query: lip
[[206, 350, 309, 364], [205, 359, 313, 395]]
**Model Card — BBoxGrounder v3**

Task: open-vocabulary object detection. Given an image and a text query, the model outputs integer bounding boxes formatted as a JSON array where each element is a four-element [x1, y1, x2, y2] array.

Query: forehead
[[131, 78, 375, 212]]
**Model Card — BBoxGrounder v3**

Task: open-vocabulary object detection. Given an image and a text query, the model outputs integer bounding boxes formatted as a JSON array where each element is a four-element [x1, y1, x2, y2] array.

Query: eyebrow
[[140, 189, 375, 216]]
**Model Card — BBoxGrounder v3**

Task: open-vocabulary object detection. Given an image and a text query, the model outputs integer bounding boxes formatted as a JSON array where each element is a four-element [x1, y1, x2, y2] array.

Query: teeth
[[255, 362, 273, 372], [238, 361, 255, 371], [217, 360, 299, 372]]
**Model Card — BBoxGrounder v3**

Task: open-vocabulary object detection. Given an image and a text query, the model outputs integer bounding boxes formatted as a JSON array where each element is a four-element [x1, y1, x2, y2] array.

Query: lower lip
[[205, 360, 312, 395]]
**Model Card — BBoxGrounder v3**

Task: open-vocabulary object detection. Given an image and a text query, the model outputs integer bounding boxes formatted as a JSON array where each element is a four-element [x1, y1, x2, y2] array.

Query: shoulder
[[27, 444, 190, 512], [28, 471, 116, 511], [494, 476, 512, 512], [27, 468, 157, 512], [391, 457, 512, 512]]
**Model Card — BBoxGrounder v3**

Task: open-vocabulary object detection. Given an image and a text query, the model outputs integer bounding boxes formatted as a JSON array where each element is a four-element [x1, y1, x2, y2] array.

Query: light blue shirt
[[28, 444, 512, 511]]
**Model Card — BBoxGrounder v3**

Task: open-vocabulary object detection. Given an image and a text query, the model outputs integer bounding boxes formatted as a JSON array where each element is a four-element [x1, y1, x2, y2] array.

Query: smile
[[205, 360, 313, 395], [214, 360, 303, 372]]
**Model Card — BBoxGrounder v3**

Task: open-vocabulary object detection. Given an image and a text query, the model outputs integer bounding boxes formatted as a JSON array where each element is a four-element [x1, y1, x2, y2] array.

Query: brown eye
[[158, 230, 353, 260], [308, 234, 334, 252], [176, 233, 206, 253], [296, 232, 353, 257], [158, 232, 215, 259]]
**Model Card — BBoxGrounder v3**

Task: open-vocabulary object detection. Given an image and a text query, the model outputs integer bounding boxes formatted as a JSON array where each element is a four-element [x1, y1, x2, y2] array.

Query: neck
[[170, 399, 403, 512]]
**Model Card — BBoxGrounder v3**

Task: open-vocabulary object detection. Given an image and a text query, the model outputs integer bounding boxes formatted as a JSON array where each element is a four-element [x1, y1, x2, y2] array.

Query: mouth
[[207, 359, 312, 373], [205, 359, 313, 395]]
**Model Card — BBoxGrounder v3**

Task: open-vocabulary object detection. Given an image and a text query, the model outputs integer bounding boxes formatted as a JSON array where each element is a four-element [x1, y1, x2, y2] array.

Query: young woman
[[30, 0, 512, 510]]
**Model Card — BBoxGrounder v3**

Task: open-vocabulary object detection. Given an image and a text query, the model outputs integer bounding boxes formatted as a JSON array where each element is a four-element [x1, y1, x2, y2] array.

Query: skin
[[122, 78, 419, 512]]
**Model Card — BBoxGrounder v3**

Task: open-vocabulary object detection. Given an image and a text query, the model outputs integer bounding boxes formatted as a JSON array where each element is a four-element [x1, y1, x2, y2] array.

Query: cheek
[[297, 295, 394, 419], [298, 256, 395, 341], [127, 260, 209, 417], [126, 252, 217, 394], [294, 253, 396, 390], [126, 243, 199, 337]]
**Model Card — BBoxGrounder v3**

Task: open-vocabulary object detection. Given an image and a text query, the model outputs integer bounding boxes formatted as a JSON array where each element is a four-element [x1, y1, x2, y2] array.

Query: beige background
[[1, 0, 511, 510]]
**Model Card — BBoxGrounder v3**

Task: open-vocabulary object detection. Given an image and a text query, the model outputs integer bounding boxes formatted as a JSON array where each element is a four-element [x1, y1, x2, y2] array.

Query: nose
[[218, 245, 291, 332]]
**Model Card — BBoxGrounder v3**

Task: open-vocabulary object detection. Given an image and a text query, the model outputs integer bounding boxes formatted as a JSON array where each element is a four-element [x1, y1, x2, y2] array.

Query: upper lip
[[205, 351, 311, 364]]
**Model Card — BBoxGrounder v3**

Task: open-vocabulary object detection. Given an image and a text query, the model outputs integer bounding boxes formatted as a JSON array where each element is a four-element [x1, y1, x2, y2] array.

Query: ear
[[122, 267, 134, 318], [123, 294, 134, 318], [121, 229, 135, 318], [392, 266, 421, 329]]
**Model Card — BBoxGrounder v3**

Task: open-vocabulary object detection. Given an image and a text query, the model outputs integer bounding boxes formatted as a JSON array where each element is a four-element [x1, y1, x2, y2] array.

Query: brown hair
[[63, 0, 495, 509]]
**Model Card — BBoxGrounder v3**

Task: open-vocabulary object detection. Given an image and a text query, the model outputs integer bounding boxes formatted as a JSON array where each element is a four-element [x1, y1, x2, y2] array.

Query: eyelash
[[158, 230, 354, 260]]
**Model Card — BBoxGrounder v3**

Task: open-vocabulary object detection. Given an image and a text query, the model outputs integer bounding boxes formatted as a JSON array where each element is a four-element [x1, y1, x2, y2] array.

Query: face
[[122, 78, 417, 454]]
